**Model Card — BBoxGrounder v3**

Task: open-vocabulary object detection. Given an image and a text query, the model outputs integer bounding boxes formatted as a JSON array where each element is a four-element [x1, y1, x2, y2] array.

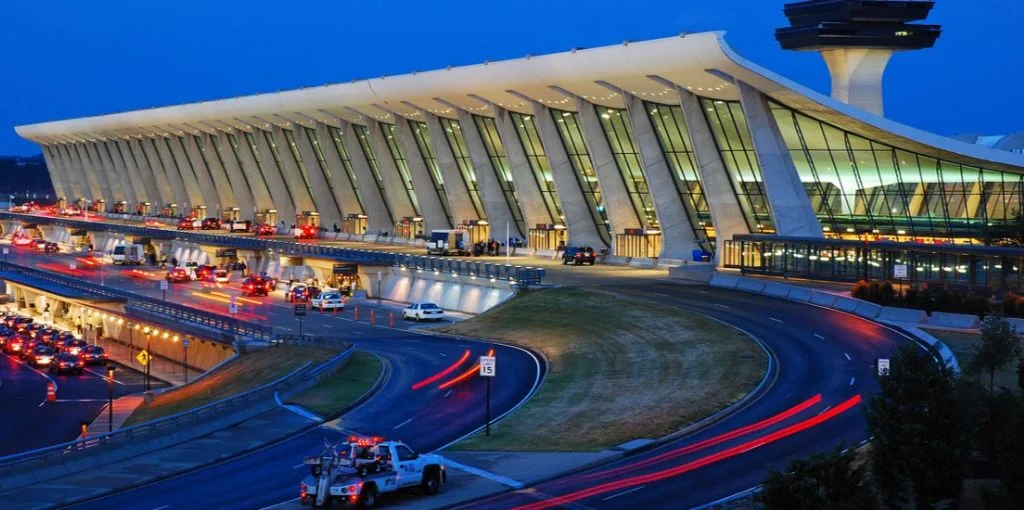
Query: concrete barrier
[[878, 307, 928, 324], [809, 291, 838, 307], [603, 256, 630, 266], [1007, 318, 1024, 332], [831, 296, 860, 313], [853, 301, 882, 319], [736, 278, 767, 293], [709, 273, 741, 289], [628, 258, 656, 269], [787, 287, 813, 303], [927, 311, 978, 329], [763, 282, 792, 299]]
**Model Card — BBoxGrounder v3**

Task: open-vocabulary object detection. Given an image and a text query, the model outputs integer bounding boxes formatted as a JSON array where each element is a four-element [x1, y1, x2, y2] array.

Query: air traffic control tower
[[776, 0, 941, 116]]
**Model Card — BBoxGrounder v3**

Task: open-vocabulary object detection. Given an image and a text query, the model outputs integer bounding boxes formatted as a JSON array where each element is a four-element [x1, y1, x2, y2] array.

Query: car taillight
[[300, 483, 307, 498]]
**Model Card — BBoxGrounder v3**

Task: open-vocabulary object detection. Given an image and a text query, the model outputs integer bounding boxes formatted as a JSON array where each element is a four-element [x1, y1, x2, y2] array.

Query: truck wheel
[[358, 485, 377, 509], [421, 469, 441, 494]]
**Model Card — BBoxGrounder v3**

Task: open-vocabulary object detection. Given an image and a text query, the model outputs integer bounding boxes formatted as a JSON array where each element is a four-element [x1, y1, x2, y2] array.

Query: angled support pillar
[[492, 106, 554, 228], [40, 145, 69, 199], [528, 101, 607, 249], [220, 130, 273, 214], [621, 92, 699, 259], [60, 144, 90, 200], [167, 136, 212, 210], [314, 122, 375, 226], [366, 120, 416, 223], [392, 117, 451, 231], [269, 126, 317, 214], [127, 138, 168, 206], [737, 81, 822, 237], [93, 141, 133, 204], [252, 129, 298, 225], [67, 144, 103, 202], [305, 123, 360, 219], [85, 142, 121, 205], [107, 140, 147, 203], [455, 109, 522, 238], [148, 137, 193, 210], [199, 133, 252, 219], [183, 135, 230, 214], [292, 126, 343, 227], [421, 112, 478, 224], [335, 121, 393, 234], [675, 86, 751, 264]]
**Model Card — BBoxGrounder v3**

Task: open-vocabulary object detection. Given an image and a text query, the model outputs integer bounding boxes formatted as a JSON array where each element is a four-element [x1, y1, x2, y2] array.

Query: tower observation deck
[[776, 0, 941, 116]]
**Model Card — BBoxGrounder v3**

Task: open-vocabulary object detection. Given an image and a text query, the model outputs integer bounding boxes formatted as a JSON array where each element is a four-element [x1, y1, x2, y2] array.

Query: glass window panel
[[510, 112, 562, 223], [551, 108, 611, 244]]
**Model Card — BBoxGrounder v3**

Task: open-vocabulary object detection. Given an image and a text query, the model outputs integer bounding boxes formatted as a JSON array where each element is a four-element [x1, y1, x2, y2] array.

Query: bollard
[[354, 306, 359, 321], [370, 309, 376, 325], [389, 312, 395, 327]]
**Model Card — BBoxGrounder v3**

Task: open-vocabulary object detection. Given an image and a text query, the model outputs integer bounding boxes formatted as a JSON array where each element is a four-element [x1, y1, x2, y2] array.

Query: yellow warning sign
[[136, 350, 150, 366]]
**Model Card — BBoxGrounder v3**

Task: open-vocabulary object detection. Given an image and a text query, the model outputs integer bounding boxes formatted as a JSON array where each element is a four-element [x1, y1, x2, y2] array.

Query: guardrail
[[0, 359, 313, 471], [0, 260, 273, 340], [1, 211, 545, 284], [273, 334, 352, 351]]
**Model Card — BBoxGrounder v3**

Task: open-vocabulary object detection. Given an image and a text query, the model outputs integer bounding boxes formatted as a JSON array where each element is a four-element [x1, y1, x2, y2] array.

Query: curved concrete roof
[[16, 31, 1024, 174]]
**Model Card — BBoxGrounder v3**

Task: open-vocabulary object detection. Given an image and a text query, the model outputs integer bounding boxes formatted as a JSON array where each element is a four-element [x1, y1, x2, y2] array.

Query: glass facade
[[510, 112, 562, 223], [645, 102, 715, 251], [770, 102, 1023, 241], [261, 130, 295, 201], [227, 133, 266, 192], [439, 118, 486, 219], [162, 138, 193, 193], [701, 99, 773, 233], [379, 123, 421, 216], [281, 129, 316, 203], [193, 135, 227, 194], [408, 121, 454, 224], [319, 127, 365, 215], [595, 106, 658, 228], [550, 109, 611, 245], [473, 115, 527, 234]]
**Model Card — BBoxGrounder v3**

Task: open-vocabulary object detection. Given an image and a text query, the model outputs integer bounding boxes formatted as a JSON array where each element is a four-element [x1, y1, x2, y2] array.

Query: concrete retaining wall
[[926, 311, 979, 329], [878, 307, 929, 324], [89, 310, 235, 371], [375, 267, 514, 314]]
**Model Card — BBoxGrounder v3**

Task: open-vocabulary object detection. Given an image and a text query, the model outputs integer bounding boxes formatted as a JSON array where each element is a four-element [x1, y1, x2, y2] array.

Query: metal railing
[[272, 334, 353, 351], [0, 212, 545, 284], [0, 260, 273, 340], [0, 359, 315, 471]]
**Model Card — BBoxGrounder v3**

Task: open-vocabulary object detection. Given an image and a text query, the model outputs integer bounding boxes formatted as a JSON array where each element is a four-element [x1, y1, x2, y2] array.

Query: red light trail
[[411, 350, 471, 390], [438, 348, 495, 390]]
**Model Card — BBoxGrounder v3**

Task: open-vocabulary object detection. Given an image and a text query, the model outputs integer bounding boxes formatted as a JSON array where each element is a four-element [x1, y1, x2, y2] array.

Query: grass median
[[124, 345, 336, 426], [435, 287, 767, 452], [286, 351, 383, 417]]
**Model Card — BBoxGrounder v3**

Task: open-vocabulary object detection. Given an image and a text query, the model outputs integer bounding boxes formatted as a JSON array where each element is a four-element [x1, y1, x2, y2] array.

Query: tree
[[757, 447, 873, 510], [983, 209, 1024, 247], [867, 344, 969, 509], [972, 312, 1022, 395], [1018, 358, 1024, 393]]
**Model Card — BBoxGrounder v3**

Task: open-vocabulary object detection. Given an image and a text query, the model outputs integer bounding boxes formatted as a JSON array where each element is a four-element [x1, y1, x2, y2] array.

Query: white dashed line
[[439, 352, 447, 357], [713, 303, 731, 309], [392, 418, 413, 430], [817, 405, 832, 416], [444, 390, 453, 398], [844, 353, 852, 361], [651, 292, 671, 297], [768, 317, 783, 324], [814, 333, 825, 340], [603, 486, 647, 500], [849, 377, 856, 386]]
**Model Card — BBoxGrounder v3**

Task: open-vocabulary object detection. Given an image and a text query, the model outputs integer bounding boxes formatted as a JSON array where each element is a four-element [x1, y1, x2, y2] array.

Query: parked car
[[50, 352, 85, 375], [287, 284, 311, 303], [561, 246, 597, 266], [402, 303, 445, 322], [227, 220, 252, 233], [213, 269, 230, 284], [177, 217, 202, 230], [241, 276, 271, 296], [201, 217, 222, 230], [80, 344, 108, 365], [166, 267, 193, 283], [254, 223, 276, 236], [311, 290, 344, 311], [27, 346, 55, 367], [57, 338, 87, 356]]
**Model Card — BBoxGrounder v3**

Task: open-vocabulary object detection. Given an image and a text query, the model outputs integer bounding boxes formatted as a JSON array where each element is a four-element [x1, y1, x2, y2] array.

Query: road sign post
[[377, 271, 382, 304], [294, 303, 307, 337], [480, 355, 496, 436], [160, 279, 168, 301], [107, 366, 115, 432], [893, 264, 908, 296]]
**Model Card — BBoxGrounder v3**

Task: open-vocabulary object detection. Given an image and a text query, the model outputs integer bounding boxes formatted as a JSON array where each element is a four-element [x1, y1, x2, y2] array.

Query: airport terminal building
[[15, 27, 1024, 265]]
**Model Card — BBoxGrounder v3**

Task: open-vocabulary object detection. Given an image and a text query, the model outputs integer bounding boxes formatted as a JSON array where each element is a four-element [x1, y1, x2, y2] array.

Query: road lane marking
[[844, 353, 852, 361], [713, 303, 730, 309], [444, 390, 453, 398], [37, 401, 45, 407], [651, 292, 671, 297], [814, 333, 825, 340], [273, 392, 323, 423], [439, 352, 447, 357], [817, 405, 832, 416], [55, 399, 109, 402], [603, 486, 647, 500], [768, 317, 783, 323], [152, 506, 169, 510], [292, 464, 306, 469], [849, 377, 856, 386], [84, 367, 126, 385], [392, 418, 413, 430]]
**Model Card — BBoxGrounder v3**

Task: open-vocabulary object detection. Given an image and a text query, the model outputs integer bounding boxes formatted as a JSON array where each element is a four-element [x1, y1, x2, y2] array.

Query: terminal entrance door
[[160, 204, 178, 218], [614, 229, 662, 258], [192, 205, 207, 219], [342, 214, 368, 235], [221, 207, 241, 222], [458, 219, 490, 245], [91, 200, 106, 213], [56, 197, 67, 212], [328, 263, 361, 295], [395, 217, 424, 239], [136, 202, 151, 216], [113, 201, 129, 214], [256, 209, 278, 228], [528, 224, 567, 251]]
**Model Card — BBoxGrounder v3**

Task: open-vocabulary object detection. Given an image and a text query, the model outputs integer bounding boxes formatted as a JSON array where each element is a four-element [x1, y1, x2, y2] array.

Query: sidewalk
[[96, 337, 189, 386], [79, 395, 144, 436]]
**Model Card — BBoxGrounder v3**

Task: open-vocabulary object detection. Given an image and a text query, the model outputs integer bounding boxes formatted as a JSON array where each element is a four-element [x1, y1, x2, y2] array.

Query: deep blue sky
[[1, 0, 1020, 155]]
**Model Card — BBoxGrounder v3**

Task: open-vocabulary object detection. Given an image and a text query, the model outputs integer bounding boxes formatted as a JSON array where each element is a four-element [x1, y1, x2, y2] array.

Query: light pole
[[128, 322, 135, 361], [143, 327, 152, 391], [107, 365, 115, 432], [183, 336, 190, 383]]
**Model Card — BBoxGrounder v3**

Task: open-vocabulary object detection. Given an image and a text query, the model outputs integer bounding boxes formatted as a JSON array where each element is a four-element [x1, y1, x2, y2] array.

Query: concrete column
[[167, 136, 212, 209], [310, 123, 363, 219], [456, 109, 521, 237], [219, 130, 272, 213], [422, 113, 478, 224], [40, 146, 69, 199], [367, 120, 416, 221], [493, 107, 553, 227], [148, 137, 192, 210], [67, 144, 103, 201], [737, 81, 823, 238], [85, 142, 121, 205], [251, 129, 298, 224], [57, 145, 86, 199], [623, 93, 698, 259], [270, 126, 317, 213], [292, 126, 343, 226], [199, 133, 252, 218], [93, 141, 135, 204], [393, 117, 451, 231], [334, 122, 392, 233], [677, 88, 750, 263], [183, 135, 231, 213], [820, 48, 892, 117], [573, 97, 641, 237], [530, 102, 607, 249], [127, 138, 169, 206], [105, 140, 146, 204]]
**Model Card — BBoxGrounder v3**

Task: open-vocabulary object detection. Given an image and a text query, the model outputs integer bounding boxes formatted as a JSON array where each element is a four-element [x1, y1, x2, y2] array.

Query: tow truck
[[300, 436, 445, 509]]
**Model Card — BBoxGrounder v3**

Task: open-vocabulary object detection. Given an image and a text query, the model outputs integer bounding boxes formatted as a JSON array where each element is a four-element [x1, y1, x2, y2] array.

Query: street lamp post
[[143, 327, 152, 391], [107, 366, 115, 432]]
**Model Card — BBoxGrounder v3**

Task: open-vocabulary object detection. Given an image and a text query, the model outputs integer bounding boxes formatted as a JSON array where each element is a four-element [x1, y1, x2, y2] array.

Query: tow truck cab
[[300, 438, 445, 509]]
